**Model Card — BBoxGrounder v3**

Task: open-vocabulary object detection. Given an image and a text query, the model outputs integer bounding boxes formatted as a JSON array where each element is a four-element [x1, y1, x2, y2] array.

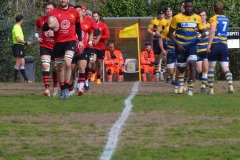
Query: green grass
[[1, 92, 240, 159]]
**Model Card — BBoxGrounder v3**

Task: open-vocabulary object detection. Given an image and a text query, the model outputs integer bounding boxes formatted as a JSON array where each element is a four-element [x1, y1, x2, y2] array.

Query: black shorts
[[93, 49, 105, 59], [40, 46, 55, 60], [12, 44, 25, 58], [53, 41, 76, 58], [72, 49, 90, 64]]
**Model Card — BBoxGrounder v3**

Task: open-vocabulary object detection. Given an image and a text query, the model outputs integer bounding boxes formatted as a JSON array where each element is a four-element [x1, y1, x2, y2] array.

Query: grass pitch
[[0, 84, 240, 160]]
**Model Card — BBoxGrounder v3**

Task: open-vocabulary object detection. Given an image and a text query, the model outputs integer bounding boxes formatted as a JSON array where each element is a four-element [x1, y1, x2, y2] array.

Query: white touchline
[[99, 81, 139, 160]]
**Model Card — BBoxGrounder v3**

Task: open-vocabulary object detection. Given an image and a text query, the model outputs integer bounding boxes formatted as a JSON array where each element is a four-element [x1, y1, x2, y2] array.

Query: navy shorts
[[208, 43, 229, 62], [40, 46, 55, 60], [153, 39, 161, 55], [176, 44, 197, 64], [197, 51, 208, 62], [167, 51, 176, 64], [12, 44, 25, 58], [53, 41, 76, 58]]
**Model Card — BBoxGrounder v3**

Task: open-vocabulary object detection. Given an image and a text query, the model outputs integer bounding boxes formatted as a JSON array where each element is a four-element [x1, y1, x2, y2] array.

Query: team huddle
[[146, 0, 233, 96], [11, 0, 233, 99]]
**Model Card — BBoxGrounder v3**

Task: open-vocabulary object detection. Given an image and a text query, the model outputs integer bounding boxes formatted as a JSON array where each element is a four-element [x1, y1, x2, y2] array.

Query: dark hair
[[214, 1, 224, 15], [92, 11, 101, 17], [45, 2, 57, 8], [197, 8, 207, 15], [74, 5, 82, 9], [108, 41, 115, 45], [16, 15, 23, 22]]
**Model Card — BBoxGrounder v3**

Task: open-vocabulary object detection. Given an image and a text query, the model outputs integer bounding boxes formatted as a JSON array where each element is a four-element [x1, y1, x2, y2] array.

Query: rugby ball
[[48, 16, 59, 32]]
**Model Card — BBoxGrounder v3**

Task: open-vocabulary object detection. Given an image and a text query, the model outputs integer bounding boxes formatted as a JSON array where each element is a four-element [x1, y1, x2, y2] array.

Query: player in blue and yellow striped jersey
[[197, 9, 210, 93], [156, 7, 173, 82], [159, 25, 178, 93], [207, 1, 234, 94], [168, 0, 206, 96], [147, 8, 165, 81]]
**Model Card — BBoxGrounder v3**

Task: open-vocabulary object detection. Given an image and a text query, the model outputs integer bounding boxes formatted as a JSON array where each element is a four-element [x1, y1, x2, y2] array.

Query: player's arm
[[159, 37, 167, 55], [147, 20, 156, 36], [34, 20, 43, 43], [101, 24, 110, 39], [168, 26, 184, 51], [207, 24, 216, 53]]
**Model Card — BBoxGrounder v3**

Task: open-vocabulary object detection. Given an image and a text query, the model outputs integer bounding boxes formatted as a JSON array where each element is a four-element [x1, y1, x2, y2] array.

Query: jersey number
[[222, 21, 227, 32]]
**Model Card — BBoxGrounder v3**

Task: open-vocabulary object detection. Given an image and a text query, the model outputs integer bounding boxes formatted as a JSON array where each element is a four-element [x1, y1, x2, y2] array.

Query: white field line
[[99, 81, 139, 160]]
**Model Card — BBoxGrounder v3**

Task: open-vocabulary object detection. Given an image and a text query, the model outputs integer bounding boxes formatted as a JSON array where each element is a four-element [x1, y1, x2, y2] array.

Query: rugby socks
[[201, 72, 208, 88], [78, 73, 86, 89], [19, 66, 28, 81], [188, 80, 194, 92], [224, 70, 233, 87], [60, 81, 69, 91], [178, 74, 184, 87], [60, 82, 65, 90], [43, 71, 50, 89], [86, 67, 93, 81], [14, 65, 19, 82], [52, 70, 58, 88], [208, 71, 214, 91]]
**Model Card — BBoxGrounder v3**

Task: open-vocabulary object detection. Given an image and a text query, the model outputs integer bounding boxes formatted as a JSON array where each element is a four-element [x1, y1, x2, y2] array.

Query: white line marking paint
[[99, 82, 139, 160]]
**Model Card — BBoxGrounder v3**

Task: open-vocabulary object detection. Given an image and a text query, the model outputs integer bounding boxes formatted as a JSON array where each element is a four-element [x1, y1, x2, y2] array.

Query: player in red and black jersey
[[35, 2, 59, 97], [91, 11, 110, 84], [43, 0, 84, 100], [71, 5, 95, 96]]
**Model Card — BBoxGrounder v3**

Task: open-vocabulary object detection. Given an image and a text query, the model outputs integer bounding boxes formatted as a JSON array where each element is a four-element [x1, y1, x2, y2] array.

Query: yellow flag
[[119, 23, 139, 38]]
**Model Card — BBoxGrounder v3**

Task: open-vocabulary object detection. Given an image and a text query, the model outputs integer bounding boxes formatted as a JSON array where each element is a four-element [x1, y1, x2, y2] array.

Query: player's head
[[86, 10, 92, 17], [158, 7, 165, 19], [58, 0, 69, 9], [16, 14, 24, 23], [108, 41, 115, 52], [92, 11, 101, 22], [198, 9, 207, 23], [214, 1, 224, 15], [184, 0, 193, 15], [45, 2, 57, 15], [145, 41, 152, 51], [166, 7, 173, 18], [81, 6, 87, 17], [74, 5, 82, 16], [180, 1, 185, 13]]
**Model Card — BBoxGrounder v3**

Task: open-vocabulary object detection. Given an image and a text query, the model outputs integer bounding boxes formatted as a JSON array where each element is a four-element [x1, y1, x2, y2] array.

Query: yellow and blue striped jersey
[[209, 14, 229, 44], [170, 13, 204, 45], [148, 17, 161, 40], [197, 23, 210, 53], [157, 18, 171, 33], [160, 26, 175, 53]]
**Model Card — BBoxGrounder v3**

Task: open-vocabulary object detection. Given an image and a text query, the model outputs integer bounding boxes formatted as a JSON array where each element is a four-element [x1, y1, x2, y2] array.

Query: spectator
[[104, 42, 124, 82], [140, 42, 156, 82]]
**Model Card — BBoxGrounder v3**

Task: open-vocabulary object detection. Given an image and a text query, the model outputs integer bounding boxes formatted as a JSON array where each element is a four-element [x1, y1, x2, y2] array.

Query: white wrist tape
[[34, 33, 39, 38], [88, 41, 93, 45]]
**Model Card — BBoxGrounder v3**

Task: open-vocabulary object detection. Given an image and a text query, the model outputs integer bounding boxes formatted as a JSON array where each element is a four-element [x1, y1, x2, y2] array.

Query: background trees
[[0, 0, 239, 81]]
